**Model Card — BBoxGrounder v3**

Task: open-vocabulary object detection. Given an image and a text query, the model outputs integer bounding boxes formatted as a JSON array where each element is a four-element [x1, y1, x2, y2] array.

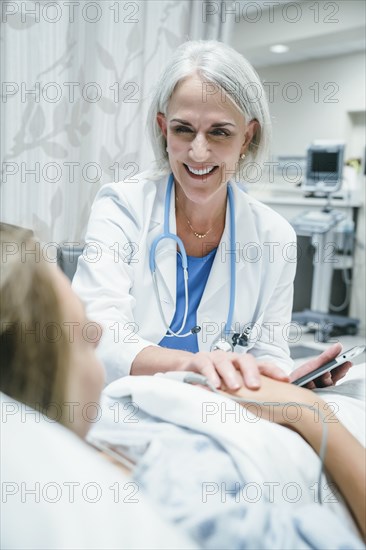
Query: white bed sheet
[[91, 363, 366, 540]]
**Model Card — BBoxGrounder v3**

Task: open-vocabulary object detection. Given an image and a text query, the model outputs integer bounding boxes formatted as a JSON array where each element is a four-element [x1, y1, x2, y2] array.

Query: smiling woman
[[155, 73, 259, 256], [72, 40, 345, 390], [147, 41, 271, 175]]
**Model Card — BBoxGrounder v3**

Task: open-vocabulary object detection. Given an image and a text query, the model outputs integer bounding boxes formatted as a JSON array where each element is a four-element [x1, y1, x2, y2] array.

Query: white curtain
[[0, 0, 232, 244]]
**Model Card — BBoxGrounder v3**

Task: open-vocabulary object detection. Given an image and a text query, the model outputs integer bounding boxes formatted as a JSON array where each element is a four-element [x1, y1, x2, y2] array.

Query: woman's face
[[157, 74, 258, 203], [53, 267, 105, 438]]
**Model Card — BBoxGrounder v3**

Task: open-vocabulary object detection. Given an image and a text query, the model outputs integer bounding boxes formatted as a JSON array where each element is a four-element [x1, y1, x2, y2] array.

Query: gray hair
[[146, 40, 271, 182]]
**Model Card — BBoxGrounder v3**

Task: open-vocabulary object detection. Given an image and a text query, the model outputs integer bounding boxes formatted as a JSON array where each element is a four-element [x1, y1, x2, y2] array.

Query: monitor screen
[[303, 143, 344, 193], [311, 151, 339, 174]]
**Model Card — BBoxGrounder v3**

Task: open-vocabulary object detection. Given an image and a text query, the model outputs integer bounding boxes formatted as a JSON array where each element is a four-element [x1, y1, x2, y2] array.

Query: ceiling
[[229, 0, 366, 68]]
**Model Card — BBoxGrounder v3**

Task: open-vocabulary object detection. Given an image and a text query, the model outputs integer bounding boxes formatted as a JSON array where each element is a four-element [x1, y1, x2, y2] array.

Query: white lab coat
[[72, 170, 297, 383]]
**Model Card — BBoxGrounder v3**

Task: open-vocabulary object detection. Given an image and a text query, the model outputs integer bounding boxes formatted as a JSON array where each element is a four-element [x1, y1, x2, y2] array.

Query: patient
[[1, 226, 365, 548]]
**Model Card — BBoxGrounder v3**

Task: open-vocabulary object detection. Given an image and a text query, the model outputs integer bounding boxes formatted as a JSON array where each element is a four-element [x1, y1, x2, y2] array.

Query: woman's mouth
[[183, 163, 219, 179]]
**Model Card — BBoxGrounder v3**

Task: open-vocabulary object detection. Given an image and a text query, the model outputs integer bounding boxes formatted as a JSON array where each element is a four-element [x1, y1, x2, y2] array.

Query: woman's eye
[[172, 126, 230, 137], [211, 129, 230, 137], [174, 126, 192, 133]]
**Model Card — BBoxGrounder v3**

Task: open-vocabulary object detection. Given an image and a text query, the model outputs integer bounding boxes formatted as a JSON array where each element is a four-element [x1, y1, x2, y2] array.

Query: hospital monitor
[[303, 143, 345, 194]]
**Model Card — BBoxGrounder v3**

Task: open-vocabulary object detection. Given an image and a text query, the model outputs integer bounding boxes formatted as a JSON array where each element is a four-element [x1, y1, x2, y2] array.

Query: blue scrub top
[[159, 247, 217, 352]]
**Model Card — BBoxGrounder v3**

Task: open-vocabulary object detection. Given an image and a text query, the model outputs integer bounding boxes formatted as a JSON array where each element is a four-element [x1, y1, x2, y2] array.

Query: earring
[[240, 153, 246, 160], [166, 146, 168, 152]]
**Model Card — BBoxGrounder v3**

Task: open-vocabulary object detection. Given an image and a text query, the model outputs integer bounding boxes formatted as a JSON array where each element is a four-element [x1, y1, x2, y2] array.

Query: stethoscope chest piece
[[211, 338, 234, 353], [210, 328, 251, 353]]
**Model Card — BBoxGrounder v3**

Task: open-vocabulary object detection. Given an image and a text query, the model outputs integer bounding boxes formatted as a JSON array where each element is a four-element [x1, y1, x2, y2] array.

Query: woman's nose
[[189, 134, 210, 162]]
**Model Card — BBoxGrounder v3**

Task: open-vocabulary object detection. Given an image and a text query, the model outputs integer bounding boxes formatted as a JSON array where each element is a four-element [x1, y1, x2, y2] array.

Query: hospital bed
[[2, 365, 365, 549]]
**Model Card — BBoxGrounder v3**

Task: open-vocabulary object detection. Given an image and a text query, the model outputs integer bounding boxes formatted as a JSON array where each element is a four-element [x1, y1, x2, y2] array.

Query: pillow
[[0, 393, 195, 550]]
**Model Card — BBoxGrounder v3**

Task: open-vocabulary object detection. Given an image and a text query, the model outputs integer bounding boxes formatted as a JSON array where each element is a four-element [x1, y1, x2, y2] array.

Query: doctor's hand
[[289, 342, 352, 389], [181, 351, 289, 391]]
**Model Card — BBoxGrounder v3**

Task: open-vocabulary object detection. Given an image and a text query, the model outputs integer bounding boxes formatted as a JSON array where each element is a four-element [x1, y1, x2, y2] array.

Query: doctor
[[72, 40, 349, 390]]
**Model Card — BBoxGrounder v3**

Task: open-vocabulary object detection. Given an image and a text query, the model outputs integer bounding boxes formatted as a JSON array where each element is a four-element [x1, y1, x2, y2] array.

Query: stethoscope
[[149, 173, 250, 352]]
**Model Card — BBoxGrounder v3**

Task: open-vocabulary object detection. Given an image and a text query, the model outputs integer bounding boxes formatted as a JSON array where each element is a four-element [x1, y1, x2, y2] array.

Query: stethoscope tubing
[[149, 173, 236, 341]]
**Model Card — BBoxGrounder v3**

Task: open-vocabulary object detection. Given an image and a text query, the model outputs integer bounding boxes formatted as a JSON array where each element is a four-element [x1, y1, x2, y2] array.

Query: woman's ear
[[241, 119, 259, 153], [156, 112, 167, 138]]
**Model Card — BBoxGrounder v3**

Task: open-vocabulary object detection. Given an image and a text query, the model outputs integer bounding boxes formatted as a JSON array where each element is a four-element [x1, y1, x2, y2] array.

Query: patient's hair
[[0, 225, 69, 420], [146, 39, 271, 179]]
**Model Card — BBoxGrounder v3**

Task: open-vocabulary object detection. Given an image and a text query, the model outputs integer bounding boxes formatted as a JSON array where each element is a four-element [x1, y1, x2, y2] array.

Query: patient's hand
[[289, 343, 352, 389], [221, 374, 365, 540], [220, 375, 324, 428]]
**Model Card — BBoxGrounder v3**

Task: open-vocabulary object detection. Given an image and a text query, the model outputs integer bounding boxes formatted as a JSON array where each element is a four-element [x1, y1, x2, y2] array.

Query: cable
[[152, 269, 190, 337], [163, 372, 329, 504], [329, 268, 352, 312], [329, 214, 354, 312]]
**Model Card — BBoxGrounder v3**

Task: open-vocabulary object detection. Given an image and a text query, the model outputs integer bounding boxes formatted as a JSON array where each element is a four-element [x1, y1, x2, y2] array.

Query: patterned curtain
[[0, 0, 231, 244]]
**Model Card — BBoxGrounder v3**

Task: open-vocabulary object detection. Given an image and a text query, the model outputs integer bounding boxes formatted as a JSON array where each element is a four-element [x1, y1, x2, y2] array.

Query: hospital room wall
[[256, 52, 366, 334], [255, 51, 365, 159]]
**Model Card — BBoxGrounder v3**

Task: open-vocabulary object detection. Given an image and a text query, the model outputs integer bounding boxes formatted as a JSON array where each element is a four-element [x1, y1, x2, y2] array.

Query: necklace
[[186, 218, 213, 239], [176, 196, 224, 239]]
